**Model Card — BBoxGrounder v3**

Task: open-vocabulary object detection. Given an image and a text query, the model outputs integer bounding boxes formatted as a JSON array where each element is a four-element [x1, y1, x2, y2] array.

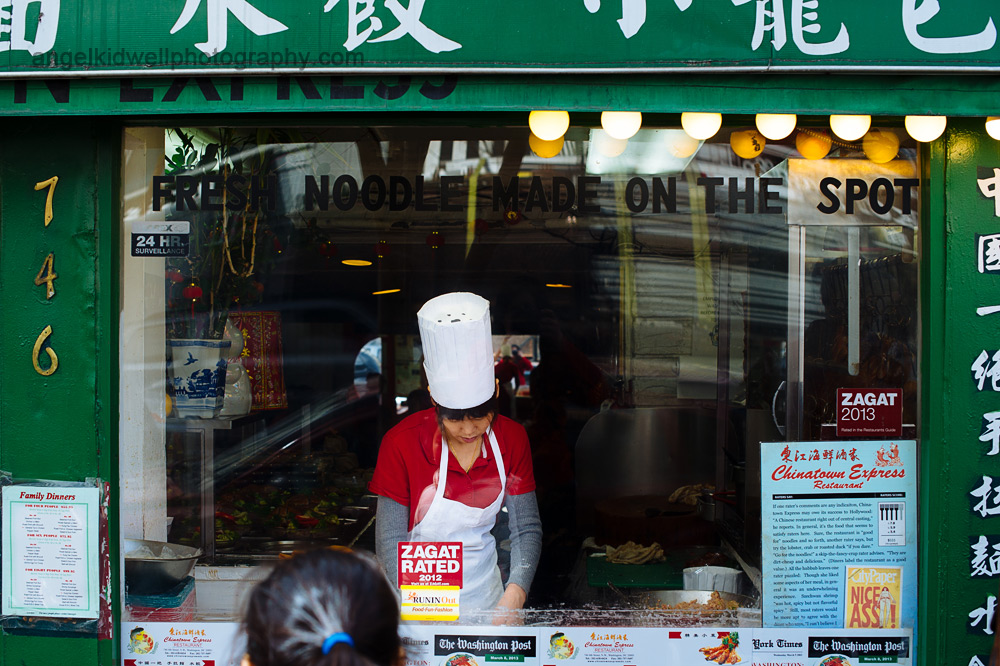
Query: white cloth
[[408, 428, 506, 610]]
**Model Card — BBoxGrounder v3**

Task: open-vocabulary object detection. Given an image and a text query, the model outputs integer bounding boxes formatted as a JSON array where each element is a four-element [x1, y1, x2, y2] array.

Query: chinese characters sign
[[2, 1, 1000, 74]]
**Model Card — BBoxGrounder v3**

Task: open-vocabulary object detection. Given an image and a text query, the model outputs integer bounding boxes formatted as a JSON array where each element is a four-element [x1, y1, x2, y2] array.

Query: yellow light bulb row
[[526, 110, 969, 154]]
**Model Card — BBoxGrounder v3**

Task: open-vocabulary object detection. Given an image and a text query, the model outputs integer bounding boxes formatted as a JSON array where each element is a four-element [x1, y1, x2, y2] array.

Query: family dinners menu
[[2, 485, 100, 618]]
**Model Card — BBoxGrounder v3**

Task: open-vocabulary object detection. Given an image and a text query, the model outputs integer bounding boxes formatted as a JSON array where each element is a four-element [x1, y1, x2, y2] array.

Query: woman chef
[[369, 292, 542, 618]]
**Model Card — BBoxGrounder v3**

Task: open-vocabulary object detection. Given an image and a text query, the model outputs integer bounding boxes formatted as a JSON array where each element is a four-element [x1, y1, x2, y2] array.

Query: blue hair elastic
[[322, 632, 354, 655]]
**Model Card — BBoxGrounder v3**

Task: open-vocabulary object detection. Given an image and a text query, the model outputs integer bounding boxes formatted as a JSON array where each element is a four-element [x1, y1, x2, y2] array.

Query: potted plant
[[160, 128, 288, 418]]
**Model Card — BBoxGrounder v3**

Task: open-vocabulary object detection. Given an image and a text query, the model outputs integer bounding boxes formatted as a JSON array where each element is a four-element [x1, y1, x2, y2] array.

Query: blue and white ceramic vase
[[167, 339, 232, 418]]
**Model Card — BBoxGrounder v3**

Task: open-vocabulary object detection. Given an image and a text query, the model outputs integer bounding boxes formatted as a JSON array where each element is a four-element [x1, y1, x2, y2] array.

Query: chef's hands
[[492, 584, 527, 625]]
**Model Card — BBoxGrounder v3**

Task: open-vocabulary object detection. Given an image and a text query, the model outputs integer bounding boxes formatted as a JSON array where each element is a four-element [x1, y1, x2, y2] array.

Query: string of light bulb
[[525, 110, 1000, 160]]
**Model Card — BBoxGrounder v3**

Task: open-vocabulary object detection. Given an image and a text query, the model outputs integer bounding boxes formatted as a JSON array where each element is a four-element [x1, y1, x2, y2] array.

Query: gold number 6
[[32, 325, 59, 376]]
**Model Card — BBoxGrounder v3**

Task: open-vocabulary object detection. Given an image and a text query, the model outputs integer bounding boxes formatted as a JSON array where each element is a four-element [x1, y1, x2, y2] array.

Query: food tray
[[586, 553, 683, 589]]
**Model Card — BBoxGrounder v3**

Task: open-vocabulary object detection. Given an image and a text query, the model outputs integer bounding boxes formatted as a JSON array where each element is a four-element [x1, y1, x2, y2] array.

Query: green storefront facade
[[1, 2, 1000, 665]]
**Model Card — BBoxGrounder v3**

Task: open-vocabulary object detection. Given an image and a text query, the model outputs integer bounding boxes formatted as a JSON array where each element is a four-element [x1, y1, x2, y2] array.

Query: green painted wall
[[919, 120, 1000, 665], [0, 98, 986, 666], [0, 119, 120, 665]]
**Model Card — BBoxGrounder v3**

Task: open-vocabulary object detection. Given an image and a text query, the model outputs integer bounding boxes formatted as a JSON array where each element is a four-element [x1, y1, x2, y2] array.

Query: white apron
[[408, 428, 506, 611]]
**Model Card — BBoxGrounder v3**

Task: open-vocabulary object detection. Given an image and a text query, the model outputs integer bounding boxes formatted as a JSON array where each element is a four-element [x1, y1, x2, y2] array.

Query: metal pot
[[124, 538, 202, 596], [696, 495, 715, 522]]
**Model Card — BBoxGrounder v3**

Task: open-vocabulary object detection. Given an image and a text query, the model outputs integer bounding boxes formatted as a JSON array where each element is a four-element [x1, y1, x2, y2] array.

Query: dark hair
[[435, 394, 498, 421], [242, 548, 401, 666]]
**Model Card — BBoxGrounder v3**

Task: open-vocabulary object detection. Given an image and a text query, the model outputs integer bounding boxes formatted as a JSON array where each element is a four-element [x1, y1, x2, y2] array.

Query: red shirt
[[369, 408, 536, 531]]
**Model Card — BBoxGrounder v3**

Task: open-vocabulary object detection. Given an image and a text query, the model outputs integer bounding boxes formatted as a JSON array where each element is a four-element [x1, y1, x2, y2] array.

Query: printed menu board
[[2, 485, 100, 618], [761, 440, 917, 631]]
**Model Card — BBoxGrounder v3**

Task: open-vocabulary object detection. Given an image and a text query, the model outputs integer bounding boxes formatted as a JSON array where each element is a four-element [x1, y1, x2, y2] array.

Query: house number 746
[[32, 176, 60, 376]]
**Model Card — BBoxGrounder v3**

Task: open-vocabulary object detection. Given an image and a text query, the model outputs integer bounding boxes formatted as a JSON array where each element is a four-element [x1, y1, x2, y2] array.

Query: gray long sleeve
[[504, 491, 542, 594], [375, 495, 410, 588]]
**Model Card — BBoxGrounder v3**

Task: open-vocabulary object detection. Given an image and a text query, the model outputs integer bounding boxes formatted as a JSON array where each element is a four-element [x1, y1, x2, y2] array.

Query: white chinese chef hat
[[417, 292, 495, 410]]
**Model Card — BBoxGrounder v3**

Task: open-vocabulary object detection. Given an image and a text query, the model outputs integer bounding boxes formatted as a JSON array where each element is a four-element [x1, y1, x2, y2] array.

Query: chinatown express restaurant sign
[[761, 441, 917, 634], [150, 171, 920, 217]]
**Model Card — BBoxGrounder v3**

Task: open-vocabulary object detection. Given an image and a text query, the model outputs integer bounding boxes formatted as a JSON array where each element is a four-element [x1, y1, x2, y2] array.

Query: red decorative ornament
[[272, 237, 283, 254], [318, 241, 337, 257], [165, 269, 185, 283], [425, 231, 444, 249], [376, 240, 390, 258], [475, 219, 490, 234], [182, 283, 203, 301], [504, 209, 522, 225], [253, 281, 265, 294]]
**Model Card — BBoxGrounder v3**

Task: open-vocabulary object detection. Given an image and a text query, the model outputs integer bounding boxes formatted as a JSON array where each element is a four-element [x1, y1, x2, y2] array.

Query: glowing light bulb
[[987, 117, 1000, 141], [681, 112, 722, 141], [601, 111, 642, 140], [528, 110, 570, 141], [829, 114, 871, 142], [755, 113, 797, 140], [904, 115, 946, 142]]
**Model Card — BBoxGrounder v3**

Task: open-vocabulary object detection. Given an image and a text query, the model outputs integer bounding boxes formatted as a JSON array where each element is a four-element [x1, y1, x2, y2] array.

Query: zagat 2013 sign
[[151, 174, 920, 216]]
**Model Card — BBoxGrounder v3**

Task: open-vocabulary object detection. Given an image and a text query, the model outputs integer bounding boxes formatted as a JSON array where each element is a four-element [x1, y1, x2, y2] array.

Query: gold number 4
[[34, 253, 57, 299], [34, 176, 58, 227], [32, 325, 58, 376]]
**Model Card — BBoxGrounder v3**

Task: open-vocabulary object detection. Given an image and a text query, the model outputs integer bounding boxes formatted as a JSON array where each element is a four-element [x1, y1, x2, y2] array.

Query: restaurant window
[[119, 121, 920, 627]]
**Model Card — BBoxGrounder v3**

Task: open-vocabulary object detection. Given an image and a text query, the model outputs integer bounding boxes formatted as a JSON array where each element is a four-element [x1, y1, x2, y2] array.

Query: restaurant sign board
[[760, 440, 917, 632], [836, 389, 904, 438], [2, 2, 1000, 76], [398, 541, 462, 621]]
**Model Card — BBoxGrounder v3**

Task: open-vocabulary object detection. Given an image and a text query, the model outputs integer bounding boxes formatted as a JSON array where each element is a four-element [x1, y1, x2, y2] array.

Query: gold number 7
[[34, 176, 58, 227]]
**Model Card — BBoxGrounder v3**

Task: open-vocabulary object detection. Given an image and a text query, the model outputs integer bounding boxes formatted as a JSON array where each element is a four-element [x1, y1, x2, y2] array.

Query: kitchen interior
[[120, 124, 919, 625]]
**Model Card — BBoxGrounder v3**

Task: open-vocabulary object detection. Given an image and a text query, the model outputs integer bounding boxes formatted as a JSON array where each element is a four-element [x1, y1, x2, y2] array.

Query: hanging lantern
[[475, 219, 490, 234], [504, 209, 522, 225], [318, 241, 337, 258], [182, 282, 203, 301], [796, 129, 833, 160], [730, 130, 766, 159], [529, 133, 565, 159], [376, 240, 390, 258], [426, 231, 444, 249], [862, 129, 900, 164], [165, 269, 185, 283], [272, 237, 283, 254]]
